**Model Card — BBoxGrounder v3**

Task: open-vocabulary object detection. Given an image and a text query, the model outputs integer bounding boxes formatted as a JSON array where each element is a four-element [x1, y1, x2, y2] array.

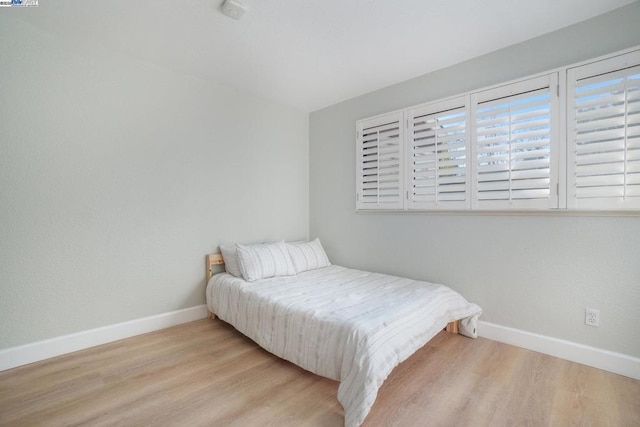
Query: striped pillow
[[236, 241, 296, 282], [287, 238, 331, 273]]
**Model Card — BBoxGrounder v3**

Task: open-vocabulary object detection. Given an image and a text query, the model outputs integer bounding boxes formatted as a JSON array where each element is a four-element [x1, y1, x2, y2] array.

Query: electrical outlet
[[585, 308, 600, 327]]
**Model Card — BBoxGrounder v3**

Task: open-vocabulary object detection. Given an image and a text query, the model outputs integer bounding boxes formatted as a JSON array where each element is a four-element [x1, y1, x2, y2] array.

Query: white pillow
[[219, 244, 242, 277], [287, 238, 331, 273], [236, 241, 296, 282]]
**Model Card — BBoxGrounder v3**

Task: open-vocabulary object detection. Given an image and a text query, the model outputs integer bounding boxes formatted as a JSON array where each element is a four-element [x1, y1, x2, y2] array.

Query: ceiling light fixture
[[220, 0, 246, 20]]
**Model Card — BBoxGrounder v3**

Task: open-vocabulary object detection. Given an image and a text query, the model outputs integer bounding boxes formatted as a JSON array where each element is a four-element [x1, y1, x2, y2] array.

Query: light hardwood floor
[[1, 319, 638, 426]]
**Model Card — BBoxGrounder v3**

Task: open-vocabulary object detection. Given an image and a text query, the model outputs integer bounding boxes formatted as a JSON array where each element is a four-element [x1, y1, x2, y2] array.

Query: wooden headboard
[[206, 253, 224, 282]]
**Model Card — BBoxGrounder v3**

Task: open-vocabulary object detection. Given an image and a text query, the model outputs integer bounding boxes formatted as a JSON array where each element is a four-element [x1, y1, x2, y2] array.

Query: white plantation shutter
[[567, 51, 640, 210], [407, 97, 470, 209], [356, 112, 404, 210], [472, 74, 559, 210], [353, 48, 640, 213]]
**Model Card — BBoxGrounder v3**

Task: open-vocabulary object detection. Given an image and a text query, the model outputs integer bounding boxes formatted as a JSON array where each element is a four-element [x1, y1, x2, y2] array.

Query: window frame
[[471, 73, 560, 211], [355, 112, 405, 210], [566, 50, 640, 211], [355, 46, 640, 213], [406, 96, 471, 211]]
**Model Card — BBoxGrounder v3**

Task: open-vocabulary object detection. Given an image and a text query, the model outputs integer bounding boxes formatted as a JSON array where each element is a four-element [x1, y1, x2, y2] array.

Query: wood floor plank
[[0, 319, 638, 426]]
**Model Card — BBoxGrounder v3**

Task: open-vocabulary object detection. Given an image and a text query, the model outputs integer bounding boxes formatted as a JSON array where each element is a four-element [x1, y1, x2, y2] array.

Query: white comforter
[[206, 265, 482, 427]]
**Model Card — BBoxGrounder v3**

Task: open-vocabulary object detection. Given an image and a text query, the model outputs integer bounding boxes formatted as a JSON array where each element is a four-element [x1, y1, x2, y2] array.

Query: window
[[567, 51, 640, 210], [356, 75, 559, 211], [356, 48, 640, 212], [356, 112, 404, 210], [407, 97, 470, 210], [472, 74, 559, 210]]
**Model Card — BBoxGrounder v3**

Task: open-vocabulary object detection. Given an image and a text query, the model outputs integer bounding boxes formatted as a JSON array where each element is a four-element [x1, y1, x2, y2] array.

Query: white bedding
[[206, 265, 482, 427]]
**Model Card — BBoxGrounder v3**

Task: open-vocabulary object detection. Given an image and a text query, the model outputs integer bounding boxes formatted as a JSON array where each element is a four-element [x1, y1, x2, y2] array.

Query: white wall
[[310, 3, 640, 358], [0, 15, 309, 350]]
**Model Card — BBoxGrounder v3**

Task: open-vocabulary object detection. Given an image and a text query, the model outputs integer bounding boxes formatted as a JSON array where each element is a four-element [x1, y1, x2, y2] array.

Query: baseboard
[[0, 305, 209, 372], [478, 321, 640, 380], [2, 311, 637, 380]]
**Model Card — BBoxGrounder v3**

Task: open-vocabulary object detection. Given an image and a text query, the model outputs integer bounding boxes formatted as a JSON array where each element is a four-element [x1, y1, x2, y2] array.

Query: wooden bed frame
[[205, 253, 460, 333]]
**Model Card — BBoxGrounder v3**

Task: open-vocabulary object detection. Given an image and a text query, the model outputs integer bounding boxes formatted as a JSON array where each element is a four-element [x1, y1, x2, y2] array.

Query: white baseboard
[[479, 321, 640, 380], [0, 305, 209, 372], [2, 311, 637, 381]]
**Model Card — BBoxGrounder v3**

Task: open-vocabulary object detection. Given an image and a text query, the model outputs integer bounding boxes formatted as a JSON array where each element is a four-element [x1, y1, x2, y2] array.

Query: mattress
[[206, 265, 482, 427]]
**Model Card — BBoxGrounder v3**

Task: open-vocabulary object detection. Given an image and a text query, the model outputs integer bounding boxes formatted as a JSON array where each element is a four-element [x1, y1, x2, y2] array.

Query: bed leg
[[208, 311, 217, 320], [445, 320, 459, 334]]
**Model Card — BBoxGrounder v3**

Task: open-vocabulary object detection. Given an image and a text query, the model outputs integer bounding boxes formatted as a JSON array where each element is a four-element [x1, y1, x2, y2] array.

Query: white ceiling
[[15, 0, 637, 112]]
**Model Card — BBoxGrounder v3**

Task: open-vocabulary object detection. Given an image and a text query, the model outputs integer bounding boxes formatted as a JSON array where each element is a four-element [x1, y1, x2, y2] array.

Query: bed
[[205, 242, 482, 427]]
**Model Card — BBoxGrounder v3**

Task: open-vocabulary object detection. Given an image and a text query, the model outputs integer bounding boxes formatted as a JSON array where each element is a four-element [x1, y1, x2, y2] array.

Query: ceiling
[[14, 0, 637, 112]]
